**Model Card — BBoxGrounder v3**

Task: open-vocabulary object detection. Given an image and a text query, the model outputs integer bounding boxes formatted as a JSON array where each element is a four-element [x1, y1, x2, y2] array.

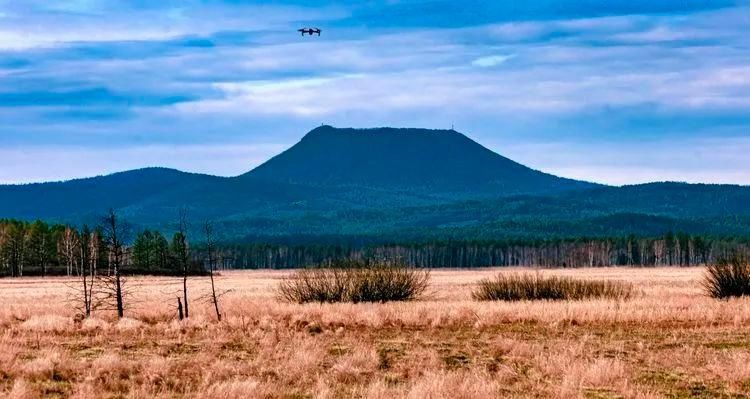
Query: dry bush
[[278, 261, 430, 304], [472, 273, 632, 301], [704, 257, 750, 299], [278, 268, 350, 303], [347, 265, 430, 303]]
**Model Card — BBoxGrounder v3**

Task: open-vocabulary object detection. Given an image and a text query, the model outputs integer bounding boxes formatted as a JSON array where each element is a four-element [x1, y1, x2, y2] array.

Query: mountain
[[0, 126, 749, 240], [0, 126, 594, 222], [246, 126, 595, 197]]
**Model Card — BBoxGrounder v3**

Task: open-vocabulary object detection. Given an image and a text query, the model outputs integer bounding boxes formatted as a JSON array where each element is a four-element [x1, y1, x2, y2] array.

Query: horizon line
[[1, 125, 748, 188]]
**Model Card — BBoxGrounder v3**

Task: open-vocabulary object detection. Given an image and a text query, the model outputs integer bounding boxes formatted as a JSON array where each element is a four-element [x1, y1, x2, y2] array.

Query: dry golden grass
[[0, 267, 749, 398]]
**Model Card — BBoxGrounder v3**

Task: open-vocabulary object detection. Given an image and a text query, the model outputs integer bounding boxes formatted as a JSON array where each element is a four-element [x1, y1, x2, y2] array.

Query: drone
[[298, 27, 321, 36]]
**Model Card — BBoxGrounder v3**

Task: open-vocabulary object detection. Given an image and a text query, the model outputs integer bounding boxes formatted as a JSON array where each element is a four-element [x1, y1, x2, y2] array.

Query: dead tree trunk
[[204, 221, 222, 321], [102, 209, 128, 319], [176, 209, 190, 319]]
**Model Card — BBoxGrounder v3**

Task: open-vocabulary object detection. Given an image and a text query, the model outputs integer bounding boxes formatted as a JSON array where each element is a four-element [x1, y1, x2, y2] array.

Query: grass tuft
[[277, 260, 430, 304], [472, 273, 632, 301], [704, 256, 750, 299]]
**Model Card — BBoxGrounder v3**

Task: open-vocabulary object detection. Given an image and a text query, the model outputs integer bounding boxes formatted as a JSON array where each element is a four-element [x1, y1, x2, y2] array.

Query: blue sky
[[1, 0, 749, 185]]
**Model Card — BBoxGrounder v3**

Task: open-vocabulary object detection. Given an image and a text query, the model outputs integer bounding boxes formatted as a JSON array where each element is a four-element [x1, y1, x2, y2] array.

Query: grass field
[[1, 267, 750, 398]]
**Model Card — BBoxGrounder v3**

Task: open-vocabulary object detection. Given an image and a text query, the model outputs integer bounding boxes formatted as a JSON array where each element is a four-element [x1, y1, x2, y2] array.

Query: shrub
[[347, 266, 430, 303], [278, 268, 351, 303], [278, 261, 430, 304], [704, 256, 750, 299], [472, 273, 632, 301]]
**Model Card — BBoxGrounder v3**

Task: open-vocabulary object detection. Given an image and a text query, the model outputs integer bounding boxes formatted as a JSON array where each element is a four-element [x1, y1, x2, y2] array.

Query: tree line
[[3, 216, 750, 272], [0, 217, 204, 277], [1, 211, 224, 321], [221, 233, 750, 268]]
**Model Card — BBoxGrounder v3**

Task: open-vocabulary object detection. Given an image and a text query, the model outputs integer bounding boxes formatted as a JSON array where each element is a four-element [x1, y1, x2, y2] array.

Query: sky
[[1, 0, 749, 185]]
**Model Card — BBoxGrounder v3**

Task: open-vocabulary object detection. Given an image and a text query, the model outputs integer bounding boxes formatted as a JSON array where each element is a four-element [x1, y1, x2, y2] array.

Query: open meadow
[[1, 267, 750, 398]]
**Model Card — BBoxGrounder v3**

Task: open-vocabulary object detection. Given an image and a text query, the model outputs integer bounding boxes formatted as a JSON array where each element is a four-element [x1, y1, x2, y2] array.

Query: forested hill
[[0, 168, 224, 221], [0, 126, 749, 240]]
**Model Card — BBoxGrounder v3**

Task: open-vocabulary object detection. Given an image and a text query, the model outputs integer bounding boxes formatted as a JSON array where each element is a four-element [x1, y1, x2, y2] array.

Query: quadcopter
[[298, 27, 321, 36]]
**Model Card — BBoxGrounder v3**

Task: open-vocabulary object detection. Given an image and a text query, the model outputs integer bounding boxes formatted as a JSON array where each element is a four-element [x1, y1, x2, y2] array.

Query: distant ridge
[[0, 168, 223, 220], [0, 125, 749, 239]]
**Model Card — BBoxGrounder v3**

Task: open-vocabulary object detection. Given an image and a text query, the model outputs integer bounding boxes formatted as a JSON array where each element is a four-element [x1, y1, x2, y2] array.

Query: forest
[[0, 217, 205, 277], [3, 217, 749, 276], [222, 234, 750, 269]]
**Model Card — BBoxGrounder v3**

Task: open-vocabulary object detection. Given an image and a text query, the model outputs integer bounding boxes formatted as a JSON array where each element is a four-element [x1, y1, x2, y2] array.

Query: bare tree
[[67, 226, 99, 318], [173, 209, 191, 318], [100, 209, 129, 318], [81, 227, 99, 317], [203, 221, 222, 321]]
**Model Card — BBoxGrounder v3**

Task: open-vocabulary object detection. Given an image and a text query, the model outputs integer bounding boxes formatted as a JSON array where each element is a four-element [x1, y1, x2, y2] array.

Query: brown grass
[[0, 267, 749, 398]]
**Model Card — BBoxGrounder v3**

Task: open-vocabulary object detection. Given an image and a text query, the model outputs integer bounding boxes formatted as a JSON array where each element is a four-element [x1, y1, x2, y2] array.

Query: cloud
[[1, 1, 750, 184], [0, 2, 345, 50], [0, 87, 194, 107], [175, 58, 750, 118], [471, 54, 515, 67]]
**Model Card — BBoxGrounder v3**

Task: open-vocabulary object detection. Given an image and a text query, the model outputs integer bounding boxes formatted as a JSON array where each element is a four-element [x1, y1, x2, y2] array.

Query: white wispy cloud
[[2, 1, 750, 184], [176, 59, 750, 117], [471, 54, 515, 67], [0, 3, 345, 50]]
